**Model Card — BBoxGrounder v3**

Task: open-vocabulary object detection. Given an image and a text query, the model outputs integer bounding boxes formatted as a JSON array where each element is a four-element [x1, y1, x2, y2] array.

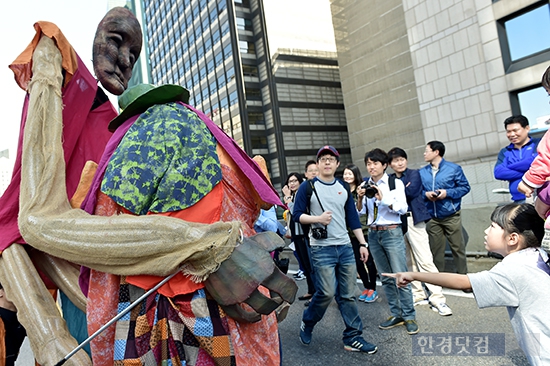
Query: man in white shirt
[[358, 148, 418, 334]]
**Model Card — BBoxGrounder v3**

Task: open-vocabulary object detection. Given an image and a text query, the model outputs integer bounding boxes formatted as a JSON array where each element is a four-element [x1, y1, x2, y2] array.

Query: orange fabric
[[70, 161, 99, 209], [87, 143, 278, 366], [9, 21, 78, 91], [125, 183, 223, 297]]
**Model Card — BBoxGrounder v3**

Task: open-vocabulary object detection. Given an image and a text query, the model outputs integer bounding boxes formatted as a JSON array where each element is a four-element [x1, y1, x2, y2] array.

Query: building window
[[236, 18, 253, 31], [221, 21, 229, 36], [209, 80, 217, 94], [209, 8, 218, 23], [242, 65, 258, 77], [234, 0, 250, 7], [217, 73, 226, 88], [204, 37, 212, 52], [251, 136, 268, 149], [214, 51, 223, 67], [498, 2, 550, 73], [229, 90, 238, 105], [207, 59, 215, 73], [239, 41, 255, 54], [220, 96, 229, 109], [248, 112, 265, 125], [245, 87, 262, 100], [223, 43, 232, 58], [199, 66, 207, 78], [226, 67, 235, 82], [511, 86, 550, 132]]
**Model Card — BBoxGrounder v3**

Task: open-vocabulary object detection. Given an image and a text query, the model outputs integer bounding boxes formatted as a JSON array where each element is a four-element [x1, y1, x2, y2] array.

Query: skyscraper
[[140, 0, 349, 186]]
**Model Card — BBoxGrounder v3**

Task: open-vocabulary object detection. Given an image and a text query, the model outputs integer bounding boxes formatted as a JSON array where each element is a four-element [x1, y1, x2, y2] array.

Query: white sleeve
[[379, 179, 408, 214], [468, 265, 519, 308], [358, 196, 367, 215]]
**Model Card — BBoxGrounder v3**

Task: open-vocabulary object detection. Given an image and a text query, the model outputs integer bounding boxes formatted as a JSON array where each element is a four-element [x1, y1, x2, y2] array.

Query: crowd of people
[[280, 88, 550, 363], [281, 142, 467, 348]]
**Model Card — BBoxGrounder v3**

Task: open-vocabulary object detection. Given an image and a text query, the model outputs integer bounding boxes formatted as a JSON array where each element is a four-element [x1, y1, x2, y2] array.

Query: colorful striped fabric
[[113, 278, 235, 366]]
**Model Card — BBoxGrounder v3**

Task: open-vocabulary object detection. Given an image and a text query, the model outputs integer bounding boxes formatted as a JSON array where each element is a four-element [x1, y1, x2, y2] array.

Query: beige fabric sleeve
[[18, 35, 239, 280]]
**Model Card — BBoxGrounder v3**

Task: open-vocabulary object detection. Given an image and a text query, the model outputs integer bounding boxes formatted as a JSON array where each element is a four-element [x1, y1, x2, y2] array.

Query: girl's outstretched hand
[[382, 272, 414, 288]]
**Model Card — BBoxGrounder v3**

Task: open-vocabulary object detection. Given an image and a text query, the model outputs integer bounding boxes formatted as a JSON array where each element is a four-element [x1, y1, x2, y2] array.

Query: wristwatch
[[284, 196, 292, 201], [359, 243, 368, 248]]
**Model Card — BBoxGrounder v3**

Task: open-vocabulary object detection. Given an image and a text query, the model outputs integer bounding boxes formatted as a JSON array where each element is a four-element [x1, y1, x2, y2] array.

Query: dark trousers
[[294, 234, 316, 294], [351, 236, 377, 290]]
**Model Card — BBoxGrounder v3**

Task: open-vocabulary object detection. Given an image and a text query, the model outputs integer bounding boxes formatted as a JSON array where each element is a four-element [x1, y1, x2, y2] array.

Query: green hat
[[108, 83, 190, 132]]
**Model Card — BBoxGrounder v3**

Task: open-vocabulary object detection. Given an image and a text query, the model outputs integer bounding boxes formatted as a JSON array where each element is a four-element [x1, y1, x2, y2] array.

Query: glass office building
[[140, 0, 350, 186]]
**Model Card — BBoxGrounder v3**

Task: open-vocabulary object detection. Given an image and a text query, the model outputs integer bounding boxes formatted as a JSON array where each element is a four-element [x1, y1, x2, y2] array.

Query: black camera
[[431, 190, 441, 198], [311, 227, 328, 240], [361, 182, 378, 199]]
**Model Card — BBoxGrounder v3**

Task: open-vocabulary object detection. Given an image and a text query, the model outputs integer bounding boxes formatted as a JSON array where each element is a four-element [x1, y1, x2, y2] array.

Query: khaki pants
[[426, 211, 468, 274], [404, 215, 446, 304]]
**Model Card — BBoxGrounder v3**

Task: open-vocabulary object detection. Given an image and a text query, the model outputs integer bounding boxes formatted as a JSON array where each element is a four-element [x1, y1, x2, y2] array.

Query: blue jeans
[[368, 227, 416, 320], [302, 244, 362, 343]]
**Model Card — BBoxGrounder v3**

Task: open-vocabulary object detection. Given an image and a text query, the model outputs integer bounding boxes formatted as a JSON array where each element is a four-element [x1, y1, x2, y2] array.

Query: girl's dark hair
[[491, 203, 544, 248], [344, 164, 363, 188], [284, 172, 304, 193]]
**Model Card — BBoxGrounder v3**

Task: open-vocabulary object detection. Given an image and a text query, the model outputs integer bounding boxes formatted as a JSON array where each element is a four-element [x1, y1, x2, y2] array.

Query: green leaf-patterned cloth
[[101, 102, 222, 215]]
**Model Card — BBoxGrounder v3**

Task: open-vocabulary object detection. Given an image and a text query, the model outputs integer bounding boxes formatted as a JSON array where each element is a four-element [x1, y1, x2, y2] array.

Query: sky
[[263, 0, 336, 57], [0, 0, 110, 158]]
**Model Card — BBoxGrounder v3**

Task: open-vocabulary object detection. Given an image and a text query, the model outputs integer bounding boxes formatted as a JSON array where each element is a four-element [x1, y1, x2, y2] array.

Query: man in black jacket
[[388, 147, 452, 316]]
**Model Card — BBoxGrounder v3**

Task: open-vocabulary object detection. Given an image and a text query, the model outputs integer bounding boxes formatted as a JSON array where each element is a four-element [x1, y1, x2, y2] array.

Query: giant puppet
[[1, 7, 295, 366]]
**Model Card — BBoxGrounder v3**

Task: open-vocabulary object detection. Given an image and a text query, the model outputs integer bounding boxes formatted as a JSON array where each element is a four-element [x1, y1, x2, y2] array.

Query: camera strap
[[366, 202, 378, 226], [365, 179, 379, 226], [309, 181, 328, 230]]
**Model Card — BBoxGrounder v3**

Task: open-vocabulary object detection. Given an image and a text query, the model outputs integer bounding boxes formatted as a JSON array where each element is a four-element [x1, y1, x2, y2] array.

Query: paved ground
[[15, 256, 530, 366], [278, 255, 530, 366]]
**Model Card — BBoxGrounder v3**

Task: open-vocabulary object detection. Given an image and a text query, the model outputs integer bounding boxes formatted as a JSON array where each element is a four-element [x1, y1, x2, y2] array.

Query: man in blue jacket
[[494, 115, 539, 202], [419, 141, 471, 274]]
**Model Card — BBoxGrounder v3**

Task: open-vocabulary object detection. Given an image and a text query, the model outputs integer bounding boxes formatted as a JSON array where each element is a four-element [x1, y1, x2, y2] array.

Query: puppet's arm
[[18, 35, 240, 280]]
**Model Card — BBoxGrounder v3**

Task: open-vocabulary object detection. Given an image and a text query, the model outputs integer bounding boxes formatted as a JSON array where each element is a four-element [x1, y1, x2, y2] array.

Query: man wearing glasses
[[293, 146, 377, 355]]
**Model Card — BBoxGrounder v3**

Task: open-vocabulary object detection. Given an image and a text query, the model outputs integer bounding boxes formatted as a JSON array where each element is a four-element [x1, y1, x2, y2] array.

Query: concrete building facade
[[330, 0, 550, 251]]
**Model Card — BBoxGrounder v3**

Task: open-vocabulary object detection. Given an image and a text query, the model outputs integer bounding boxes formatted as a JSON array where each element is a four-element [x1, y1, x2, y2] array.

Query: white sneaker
[[293, 270, 306, 281], [414, 298, 429, 306], [431, 302, 452, 316]]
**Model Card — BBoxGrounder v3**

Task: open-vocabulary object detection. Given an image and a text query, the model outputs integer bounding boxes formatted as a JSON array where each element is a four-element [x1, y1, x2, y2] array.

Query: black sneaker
[[405, 320, 419, 335], [344, 337, 378, 354], [378, 316, 404, 330], [299, 321, 312, 345]]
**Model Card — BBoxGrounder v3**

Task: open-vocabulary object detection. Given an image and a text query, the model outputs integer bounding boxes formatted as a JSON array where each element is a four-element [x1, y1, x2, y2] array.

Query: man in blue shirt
[[293, 145, 377, 355], [494, 115, 539, 202]]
